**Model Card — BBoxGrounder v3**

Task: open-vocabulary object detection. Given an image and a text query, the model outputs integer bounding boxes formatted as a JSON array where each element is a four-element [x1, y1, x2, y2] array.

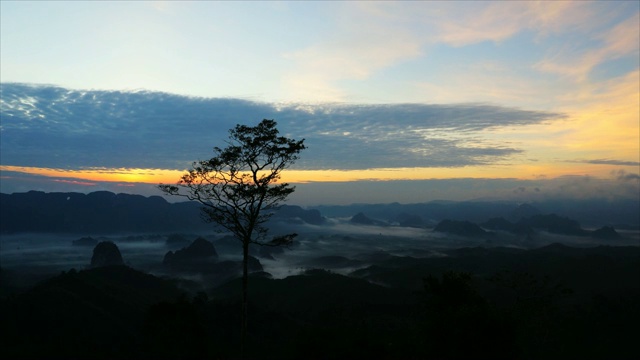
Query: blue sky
[[1, 1, 638, 205]]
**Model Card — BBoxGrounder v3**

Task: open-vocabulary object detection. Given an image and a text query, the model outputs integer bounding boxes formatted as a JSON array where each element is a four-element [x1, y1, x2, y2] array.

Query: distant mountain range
[[1, 190, 638, 234], [436, 215, 622, 239], [1, 191, 206, 234], [314, 199, 639, 229], [0, 191, 326, 234]]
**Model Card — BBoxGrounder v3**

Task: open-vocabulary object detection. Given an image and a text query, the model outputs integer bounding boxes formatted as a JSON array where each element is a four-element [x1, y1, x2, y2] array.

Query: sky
[[1, 1, 639, 206]]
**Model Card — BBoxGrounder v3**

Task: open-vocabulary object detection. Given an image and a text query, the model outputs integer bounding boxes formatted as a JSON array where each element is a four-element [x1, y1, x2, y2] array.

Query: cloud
[[0, 84, 563, 172], [282, 3, 423, 102], [546, 174, 640, 200], [534, 12, 639, 81], [612, 169, 640, 182], [275, 2, 637, 105], [351, 2, 594, 48], [574, 159, 640, 167], [52, 179, 97, 186]]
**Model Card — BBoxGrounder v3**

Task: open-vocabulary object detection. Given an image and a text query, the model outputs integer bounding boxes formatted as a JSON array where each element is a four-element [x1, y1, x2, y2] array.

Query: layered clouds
[[1, 83, 638, 205], [0, 83, 560, 170]]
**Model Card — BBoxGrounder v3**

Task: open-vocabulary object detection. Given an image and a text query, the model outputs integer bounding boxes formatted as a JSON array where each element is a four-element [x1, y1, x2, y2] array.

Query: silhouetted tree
[[159, 119, 305, 356]]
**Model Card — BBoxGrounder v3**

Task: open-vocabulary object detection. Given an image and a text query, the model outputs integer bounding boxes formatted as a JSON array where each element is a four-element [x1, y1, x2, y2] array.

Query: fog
[[2, 218, 638, 290]]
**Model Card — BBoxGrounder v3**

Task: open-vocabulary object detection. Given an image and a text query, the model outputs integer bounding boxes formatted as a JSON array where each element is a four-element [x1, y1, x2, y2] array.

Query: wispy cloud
[[52, 179, 96, 186], [277, 1, 637, 105], [282, 3, 423, 102], [535, 12, 639, 81], [424, 1, 621, 48], [573, 159, 640, 167]]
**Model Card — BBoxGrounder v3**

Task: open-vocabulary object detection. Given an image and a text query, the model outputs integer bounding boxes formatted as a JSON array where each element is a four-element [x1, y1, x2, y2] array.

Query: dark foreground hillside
[[1, 244, 639, 359]]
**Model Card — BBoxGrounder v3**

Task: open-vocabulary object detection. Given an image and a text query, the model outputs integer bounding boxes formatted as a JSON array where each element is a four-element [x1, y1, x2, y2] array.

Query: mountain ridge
[[2, 190, 638, 234]]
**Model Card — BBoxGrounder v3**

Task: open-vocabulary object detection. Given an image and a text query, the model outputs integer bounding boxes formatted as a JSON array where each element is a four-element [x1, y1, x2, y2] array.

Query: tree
[[158, 119, 306, 355]]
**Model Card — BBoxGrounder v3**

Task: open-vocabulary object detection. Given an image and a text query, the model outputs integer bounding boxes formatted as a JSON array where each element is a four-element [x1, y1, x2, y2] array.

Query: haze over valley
[[2, 190, 638, 289]]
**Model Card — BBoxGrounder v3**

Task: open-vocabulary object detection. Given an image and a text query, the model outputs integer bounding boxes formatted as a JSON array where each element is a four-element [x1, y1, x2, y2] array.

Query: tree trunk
[[241, 239, 249, 357]]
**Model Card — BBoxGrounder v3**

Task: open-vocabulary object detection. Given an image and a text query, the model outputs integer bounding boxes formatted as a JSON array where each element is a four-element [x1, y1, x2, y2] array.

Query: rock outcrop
[[591, 226, 621, 239], [273, 205, 325, 225], [350, 212, 387, 226], [90, 241, 124, 267], [163, 237, 218, 271]]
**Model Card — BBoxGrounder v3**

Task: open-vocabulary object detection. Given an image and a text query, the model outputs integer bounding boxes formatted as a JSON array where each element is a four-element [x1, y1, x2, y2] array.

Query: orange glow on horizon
[[1, 162, 635, 187]]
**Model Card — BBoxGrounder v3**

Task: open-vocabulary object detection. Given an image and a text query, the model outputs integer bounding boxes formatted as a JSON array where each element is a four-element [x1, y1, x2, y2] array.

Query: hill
[[1, 245, 638, 359], [0, 191, 325, 234]]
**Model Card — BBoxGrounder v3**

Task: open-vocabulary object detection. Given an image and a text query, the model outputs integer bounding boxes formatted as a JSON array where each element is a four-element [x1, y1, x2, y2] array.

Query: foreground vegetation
[[1, 243, 639, 359]]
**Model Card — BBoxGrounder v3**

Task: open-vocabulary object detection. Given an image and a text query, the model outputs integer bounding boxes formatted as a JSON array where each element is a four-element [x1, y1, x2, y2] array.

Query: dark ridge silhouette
[[519, 213, 588, 236], [508, 203, 541, 222], [72, 236, 98, 246], [433, 219, 489, 237], [3, 191, 639, 235], [0, 191, 206, 234], [90, 241, 124, 267], [272, 204, 325, 225], [482, 214, 624, 239], [312, 199, 640, 229], [160, 237, 264, 287], [591, 226, 621, 239], [350, 212, 387, 226], [163, 237, 218, 270], [396, 212, 424, 227], [350, 212, 375, 225], [0, 191, 325, 234]]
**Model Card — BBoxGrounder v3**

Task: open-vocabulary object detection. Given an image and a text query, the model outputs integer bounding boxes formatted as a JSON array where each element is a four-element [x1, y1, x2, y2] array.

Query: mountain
[[483, 215, 625, 239], [72, 236, 98, 246], [312, 199, 640, 229], [2, 191, 638, 234], [350, 212, 388, 226], [91, 241, 125, 267], [433, 220, 490, 237], [0, 191, 206, 234], [0, 191, 324, 234], [163, 237, 218, 271], [508, 203, 541, 222], [519, 214, 588, 236], [271, 204, 325, 225], [396, 212, 425, 227], [591, 226, 621, 239]]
